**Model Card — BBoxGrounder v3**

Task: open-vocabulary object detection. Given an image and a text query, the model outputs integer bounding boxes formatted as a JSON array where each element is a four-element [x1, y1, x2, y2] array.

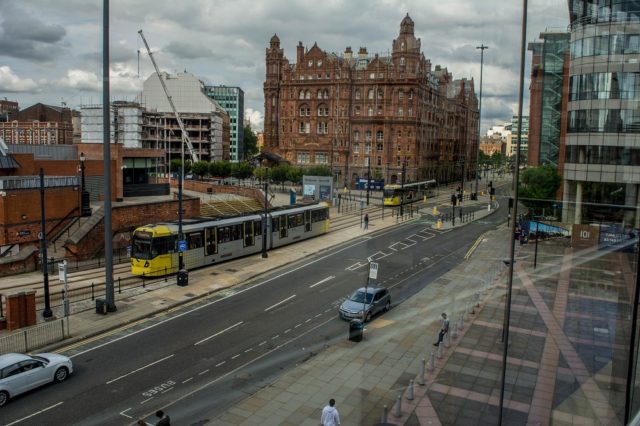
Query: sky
[[0, 0, 569, 133]]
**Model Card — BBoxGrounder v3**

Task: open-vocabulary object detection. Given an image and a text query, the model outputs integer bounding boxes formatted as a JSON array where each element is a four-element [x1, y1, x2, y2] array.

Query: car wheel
[[384, 301, 391, 312], [54, 367, 69, 383], [0, 390, 9, 407], [365, 312, 372, 322]]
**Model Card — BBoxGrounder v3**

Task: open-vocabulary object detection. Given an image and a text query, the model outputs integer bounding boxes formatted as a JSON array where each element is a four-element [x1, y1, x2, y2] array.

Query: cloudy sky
[[0, 0, 569, 133]]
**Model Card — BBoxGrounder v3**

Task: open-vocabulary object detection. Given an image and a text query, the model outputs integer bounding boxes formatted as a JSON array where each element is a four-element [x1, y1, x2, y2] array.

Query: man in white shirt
[[321, 398, 341, 426]]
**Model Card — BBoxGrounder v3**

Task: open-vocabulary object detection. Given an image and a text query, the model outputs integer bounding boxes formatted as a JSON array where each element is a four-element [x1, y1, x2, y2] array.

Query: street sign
[[58, 261, 67, 283], [369, 262, 379, 280], [178, 240, 187, 252]]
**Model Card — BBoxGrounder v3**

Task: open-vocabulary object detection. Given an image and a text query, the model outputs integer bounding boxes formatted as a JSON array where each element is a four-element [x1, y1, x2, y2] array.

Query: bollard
[[475, 291, 481, 307], [469, 301, 475, 315], [418, 358, 426, 385], [444, 330, 451, 348], [437, 341, 443, 359], [451, 320, 458, 339], [407, 379, 414, 400], [458, 315, 464, 331], [381, 405, 388, 424], [427, 352, 436, 371], [91, 282, 94, 300], [394, 393, 402, 417], [118, 277, 121, 294]]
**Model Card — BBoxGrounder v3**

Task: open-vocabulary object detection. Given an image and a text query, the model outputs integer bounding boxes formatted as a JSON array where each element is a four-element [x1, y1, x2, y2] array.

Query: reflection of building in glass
[[563, 1, 640, 226], [205, 86, 245, 162], [506, 115, 528, 159], [528, 32, 570, 168]]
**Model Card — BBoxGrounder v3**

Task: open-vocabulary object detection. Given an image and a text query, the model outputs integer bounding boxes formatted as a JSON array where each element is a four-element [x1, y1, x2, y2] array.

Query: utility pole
[[475, 44, 488, 199], [262, 178, 269, 258], [400, 160, 406, 216], [39, 168, 52, 318], [366, 157, 371, 206]]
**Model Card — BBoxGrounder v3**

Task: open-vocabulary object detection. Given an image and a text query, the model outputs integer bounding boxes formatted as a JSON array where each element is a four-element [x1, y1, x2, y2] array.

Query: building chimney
[[358, 47, 368, 59], [297, 41, 304, 64], [344, 46, 353, 59]]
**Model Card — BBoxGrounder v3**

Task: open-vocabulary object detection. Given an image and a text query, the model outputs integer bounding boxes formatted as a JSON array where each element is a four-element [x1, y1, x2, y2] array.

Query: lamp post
[[262, 170, 269, 258], [79, 152, 92, 217], [366, 157, 371, 206], [400, 159, 406, 216], [475, 44, 488, 198], [39, 168, 52, 318]]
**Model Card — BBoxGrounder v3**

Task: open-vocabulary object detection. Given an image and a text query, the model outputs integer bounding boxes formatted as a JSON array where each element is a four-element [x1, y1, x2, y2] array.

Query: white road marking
[[182, 377, 193, 383], [119, 408, 133, 419], [294, 323, 302, 328], [140, 397, 153, 405], [244, 348, 253, 353], [7, 402, 63, 426], [258, 341, 267, 346], [309, 275, 335, 288], [271, 335, 279, 339], [264, 294, 296, 312], [194, 321, 244, 346], [215, 361, 226, 367], [106, 354, 174, 384], [284, 328, 291, 334], [305, 318, 311, 323], [161, 387, 174, 394], [315, 313, 322, 318], [198, 369, 209, 375], [231, 354, 241, 360]]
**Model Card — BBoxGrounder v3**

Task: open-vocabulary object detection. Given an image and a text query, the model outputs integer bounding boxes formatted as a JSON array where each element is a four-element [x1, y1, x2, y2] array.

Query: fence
[[0, 318, 67, 354]]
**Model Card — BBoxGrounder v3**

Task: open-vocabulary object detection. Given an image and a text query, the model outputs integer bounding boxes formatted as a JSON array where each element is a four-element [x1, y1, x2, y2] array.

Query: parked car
[[339, 286, 391, 322], [0, 352, 73, 407]]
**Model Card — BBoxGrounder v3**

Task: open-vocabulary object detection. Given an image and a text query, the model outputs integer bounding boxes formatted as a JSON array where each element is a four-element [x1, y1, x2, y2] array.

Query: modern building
[[528, 31, 571, 168], [506, 115, 529, 159], [205, 85, 244, 162], [563, 0, 640, 227], [263, 14, 478, 186]]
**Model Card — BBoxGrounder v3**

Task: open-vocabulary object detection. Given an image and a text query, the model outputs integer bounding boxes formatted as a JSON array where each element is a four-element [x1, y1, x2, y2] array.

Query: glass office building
[[205, 85, 245, 162]]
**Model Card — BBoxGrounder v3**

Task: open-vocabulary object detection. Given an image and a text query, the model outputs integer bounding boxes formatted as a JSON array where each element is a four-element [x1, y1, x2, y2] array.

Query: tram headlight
[[144, 261, 149, 267]]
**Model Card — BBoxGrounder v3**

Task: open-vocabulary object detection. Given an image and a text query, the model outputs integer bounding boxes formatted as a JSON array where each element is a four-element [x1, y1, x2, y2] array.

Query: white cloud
[[55, 69, 101, 91], [0, 66, 39, 92], [245, 108, 263, 131]]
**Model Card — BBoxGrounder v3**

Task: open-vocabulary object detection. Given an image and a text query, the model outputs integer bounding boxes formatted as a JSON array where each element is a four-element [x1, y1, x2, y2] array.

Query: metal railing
[[0, 319, 67, 354]]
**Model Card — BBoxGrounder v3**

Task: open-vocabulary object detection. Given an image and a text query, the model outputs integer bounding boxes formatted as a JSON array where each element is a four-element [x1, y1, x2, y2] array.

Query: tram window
[[187, 231, 203, 249], [312, 209, 327, 222], [244, 221, 254, 246], [254, 220, 262, 236], [218, 227, 230, 243], [132, 239, 151, 259], [231, 224, 242, 241], [205, 227, 217, 255], [288, 213, 303, 228], [149, 235, 176, 258]]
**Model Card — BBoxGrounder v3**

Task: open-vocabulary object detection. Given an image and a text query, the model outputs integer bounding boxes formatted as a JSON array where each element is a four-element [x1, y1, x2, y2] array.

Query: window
[[355, 89, 361, 99], [299, 90, 305, 100], [308, 60, 313, 67], [408, 90, 413, 99], [318, 105, 329, 116], [365, 142, 371, 154], [317, 122, 328, 134], [398, 107, 404, 117], [408, 107, 414, 117], [354, 106, 361, 115], [317, 59, 322, 66], [368, 106, 373, 116], [376, 131, 384, 141], [315, 153, 328, 164], [399, 91, 404, 99], [378, 89, 383, 99], [354, 143, 360, 153], [305, 90, 311, 99], [368, 89, 374, 99], [354, 130, 360, 142], [297, 152, 310, 163], [365, 130, 372, 141], [377, 143, 383, 151], [400, 57, 405, 67], [370, 73, 375, 79]]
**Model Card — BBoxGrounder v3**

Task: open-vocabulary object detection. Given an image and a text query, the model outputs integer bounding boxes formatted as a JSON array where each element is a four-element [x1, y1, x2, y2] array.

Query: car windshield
[[31, 355, 48, 364], [349, 290, 373, 304]]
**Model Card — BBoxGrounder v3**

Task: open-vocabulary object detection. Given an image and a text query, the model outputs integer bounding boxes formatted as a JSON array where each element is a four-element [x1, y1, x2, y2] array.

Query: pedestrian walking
[[364, 213, 369, 230], [321, 398, 341, 426], [433, 313, 450, 346], [155, 410, 171, 426]]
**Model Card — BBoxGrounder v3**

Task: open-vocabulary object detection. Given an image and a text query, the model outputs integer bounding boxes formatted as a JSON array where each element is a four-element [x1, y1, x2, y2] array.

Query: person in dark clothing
[[433, 313, 450, 346], [156, 410, 171, 426], [364, 213, 369, 230]]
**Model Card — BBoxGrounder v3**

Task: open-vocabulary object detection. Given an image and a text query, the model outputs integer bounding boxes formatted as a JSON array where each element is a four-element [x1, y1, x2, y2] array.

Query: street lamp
[[400, 159, 407, 216], [475, 44, 488, 199], [79, 152, 92, 217], [366, 157, 371, 206]]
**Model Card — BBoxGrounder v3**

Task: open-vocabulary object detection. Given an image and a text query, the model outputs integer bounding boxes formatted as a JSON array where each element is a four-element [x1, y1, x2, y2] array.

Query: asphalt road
[[2, 203, 507, 426]]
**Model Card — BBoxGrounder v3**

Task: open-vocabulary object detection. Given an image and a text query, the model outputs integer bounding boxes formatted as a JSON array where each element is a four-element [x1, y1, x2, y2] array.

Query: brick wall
[[165, 178, 267, 207]]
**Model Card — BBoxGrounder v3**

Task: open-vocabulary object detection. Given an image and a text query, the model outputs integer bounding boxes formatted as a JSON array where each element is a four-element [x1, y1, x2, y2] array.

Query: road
[[3, 203, 507, 426]]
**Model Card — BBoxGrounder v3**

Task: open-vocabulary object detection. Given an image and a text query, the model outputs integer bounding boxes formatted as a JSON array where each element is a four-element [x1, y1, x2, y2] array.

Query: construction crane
[[138, 30, 199, 163]]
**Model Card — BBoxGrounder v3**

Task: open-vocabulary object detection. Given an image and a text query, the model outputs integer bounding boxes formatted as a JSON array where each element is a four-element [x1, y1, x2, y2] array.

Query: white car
[[0, 352, 73, 407]]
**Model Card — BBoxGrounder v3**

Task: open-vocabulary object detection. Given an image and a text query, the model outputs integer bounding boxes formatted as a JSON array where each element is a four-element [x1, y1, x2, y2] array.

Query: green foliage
[[305, 165, 332, 176], [231, 161, 254, 179], [243, 125, 258, 158], [253, 167, 269, 181], [287, 167, 304, 184], [269, 165, 290, 183], [170, 159, 192, 174], [372, 168, 384, 180], [191, 161, 209, 179], [209, 161, 231, 178], [518, 165, 561, 214]]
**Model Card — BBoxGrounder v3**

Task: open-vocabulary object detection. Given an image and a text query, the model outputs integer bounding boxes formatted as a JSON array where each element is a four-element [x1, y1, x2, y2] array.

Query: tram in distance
[[131, 202, 331, 277], [383, 179, 438, 206]]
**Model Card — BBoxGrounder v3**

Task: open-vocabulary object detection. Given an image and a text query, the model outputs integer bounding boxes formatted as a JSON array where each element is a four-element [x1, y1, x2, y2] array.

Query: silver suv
[[339, 286, 391, 322]]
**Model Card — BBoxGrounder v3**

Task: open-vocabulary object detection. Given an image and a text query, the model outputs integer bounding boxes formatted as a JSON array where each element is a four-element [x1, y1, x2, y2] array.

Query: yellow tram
[[131, 203, 331, 277], [383, 180, 437, 206]]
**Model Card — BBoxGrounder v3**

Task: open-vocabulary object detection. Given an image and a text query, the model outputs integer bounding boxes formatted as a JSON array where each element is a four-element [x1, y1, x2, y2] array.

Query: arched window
[[317, 104, 329, 116], [299, 90, 305, 100], [368, 89, 374, 99], [400, 57, 405, 67], [355, 89, 361, 99], [305, 90, 311, 99], [367, 106, 373, 116], [317, 89, 323, 99], [377, 89, 383, 99], [376, 130, 384, 141], [365, 130, 372, 141], [377, 143, 384, 151], [323, 89, 329, 99]]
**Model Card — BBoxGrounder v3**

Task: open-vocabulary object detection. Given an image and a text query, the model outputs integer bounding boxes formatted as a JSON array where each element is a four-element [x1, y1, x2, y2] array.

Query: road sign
[[58, 261, 67, 283], [369, 262, 379, 280], [178, 240, 187, 252]]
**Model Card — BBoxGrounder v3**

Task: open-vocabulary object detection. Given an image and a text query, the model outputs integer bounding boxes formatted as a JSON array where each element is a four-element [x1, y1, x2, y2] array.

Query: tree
[[518, 165, 561, 215], [243, 125, 258, 158], [209, 161, 231, 178], [306, 165, 332, 176], [231, 161, 254, 179], [192, 161, 209, 179], [170, 159, 192, 175]]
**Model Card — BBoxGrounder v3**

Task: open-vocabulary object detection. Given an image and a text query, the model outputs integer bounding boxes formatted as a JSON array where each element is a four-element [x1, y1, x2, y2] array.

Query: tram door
[[304, 210, 311, 232], [243, 221, 254, 247], [205, 227, 217, 256], [279, 216, 288, 238]]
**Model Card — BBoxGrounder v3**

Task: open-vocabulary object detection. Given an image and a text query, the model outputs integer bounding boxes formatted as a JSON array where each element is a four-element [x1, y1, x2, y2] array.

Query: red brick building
[[263, 14, 479, 186], [0, 103, 74, 145]]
